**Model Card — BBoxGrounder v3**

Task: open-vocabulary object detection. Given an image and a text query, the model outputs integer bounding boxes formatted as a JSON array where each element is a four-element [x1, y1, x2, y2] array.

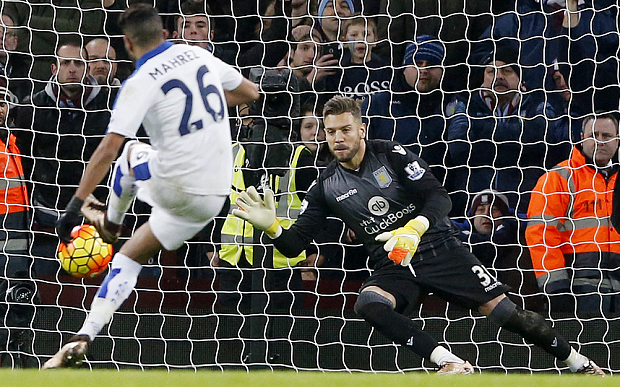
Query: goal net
[[1, 0, 618, 374]]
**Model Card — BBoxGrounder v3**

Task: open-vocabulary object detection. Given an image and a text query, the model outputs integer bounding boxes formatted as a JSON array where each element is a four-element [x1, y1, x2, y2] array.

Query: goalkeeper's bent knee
[[487, 297, 571, 360], [354, 290, 394, 315], [354, 291, 439, 359]]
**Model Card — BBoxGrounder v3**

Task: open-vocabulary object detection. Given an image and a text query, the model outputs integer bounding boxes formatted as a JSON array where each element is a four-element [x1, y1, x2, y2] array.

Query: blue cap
[[317, 0, 355, 25], [403, 35, 445, 66]]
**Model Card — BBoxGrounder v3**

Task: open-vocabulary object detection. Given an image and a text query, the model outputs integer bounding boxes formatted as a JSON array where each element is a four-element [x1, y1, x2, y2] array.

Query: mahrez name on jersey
[[148, 49, 202, 80]]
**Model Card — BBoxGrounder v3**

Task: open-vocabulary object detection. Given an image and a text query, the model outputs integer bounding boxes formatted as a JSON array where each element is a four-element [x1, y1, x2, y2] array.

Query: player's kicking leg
[[41, 335, 90, 369], [482, 294, 605, 376], [354, 287, 474, 375], [82, 141, 146, 244], [43, 142, 154, 370], [42, 224, 161, 369]]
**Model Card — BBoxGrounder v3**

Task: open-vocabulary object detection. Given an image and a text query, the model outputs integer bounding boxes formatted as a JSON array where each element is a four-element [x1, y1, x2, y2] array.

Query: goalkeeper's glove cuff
[[408, 215, 430, 235], [265, 219, 282, 239]]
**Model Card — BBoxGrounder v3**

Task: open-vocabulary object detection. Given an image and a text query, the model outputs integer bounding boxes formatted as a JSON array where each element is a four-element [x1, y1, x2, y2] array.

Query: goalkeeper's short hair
[[323, 95, 362, 122]]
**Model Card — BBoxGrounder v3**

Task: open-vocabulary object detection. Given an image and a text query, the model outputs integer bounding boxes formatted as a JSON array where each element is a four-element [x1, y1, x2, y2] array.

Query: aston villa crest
[[373, 166, 392, 188]]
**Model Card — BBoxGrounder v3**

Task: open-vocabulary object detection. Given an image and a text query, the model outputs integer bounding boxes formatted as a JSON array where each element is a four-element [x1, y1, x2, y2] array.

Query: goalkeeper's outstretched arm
[[232, 185, 326, 258]]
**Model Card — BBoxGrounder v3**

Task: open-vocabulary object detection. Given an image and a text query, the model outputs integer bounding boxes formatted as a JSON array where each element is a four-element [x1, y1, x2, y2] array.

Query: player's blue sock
[[77, 253, 142, 341], [107, 141, 138, 225]]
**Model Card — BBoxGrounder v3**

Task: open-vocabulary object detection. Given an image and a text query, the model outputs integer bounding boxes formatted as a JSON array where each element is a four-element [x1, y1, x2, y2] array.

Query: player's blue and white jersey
[[107, 41, 242, 195]]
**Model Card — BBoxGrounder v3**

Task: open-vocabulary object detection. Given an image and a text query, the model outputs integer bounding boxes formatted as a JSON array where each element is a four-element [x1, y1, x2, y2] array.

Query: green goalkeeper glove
[[375, 216, 429, 266], [232, 186, 281, 238]]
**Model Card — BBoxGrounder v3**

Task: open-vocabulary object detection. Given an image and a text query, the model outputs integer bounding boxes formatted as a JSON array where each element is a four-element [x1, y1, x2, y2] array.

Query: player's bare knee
[[486, 296, 517, 326], [479, 293, 506, 316], [362, 286, 396, 303], [354, 289, 395, 318]]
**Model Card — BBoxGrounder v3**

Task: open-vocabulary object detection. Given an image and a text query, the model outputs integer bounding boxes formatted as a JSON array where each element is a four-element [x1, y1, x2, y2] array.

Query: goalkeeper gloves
[[56, 195, 84, 243], [232, 186, 282, 238], [375, 216, 430, 266]]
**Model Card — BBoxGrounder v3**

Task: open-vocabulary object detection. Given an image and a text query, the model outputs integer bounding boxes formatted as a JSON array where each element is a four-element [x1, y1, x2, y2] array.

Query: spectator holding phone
[[285, 24, 338, 102]]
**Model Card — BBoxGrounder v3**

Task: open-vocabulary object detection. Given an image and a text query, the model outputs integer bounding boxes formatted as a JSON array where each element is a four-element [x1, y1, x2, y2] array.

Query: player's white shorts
[[128, 142, 227, 250]]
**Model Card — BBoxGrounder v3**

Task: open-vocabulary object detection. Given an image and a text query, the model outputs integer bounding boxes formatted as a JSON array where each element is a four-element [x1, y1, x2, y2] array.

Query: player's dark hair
[[582, 111, 620, 135], [119, 4, 164, 47], [323, 95, 362, 122]]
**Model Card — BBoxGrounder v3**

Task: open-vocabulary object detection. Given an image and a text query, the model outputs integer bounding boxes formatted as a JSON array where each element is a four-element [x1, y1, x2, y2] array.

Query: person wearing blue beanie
[[317, 0, 354, 41], [402, 35, 445, 67], [401, 35, 445, 93], [363, 33, 448, 194]]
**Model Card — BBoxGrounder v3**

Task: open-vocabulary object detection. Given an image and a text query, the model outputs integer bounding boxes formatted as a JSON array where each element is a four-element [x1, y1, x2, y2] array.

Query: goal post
[[1, 0, 618, 374]]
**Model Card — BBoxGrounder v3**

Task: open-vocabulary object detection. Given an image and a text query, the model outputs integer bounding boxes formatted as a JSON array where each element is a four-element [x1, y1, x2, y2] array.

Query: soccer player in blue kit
[[233, 95, 605, 375], [43, 4, 258, 369]]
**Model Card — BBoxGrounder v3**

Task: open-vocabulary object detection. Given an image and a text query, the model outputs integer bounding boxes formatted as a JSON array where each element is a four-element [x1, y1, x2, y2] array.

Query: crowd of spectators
[[1, 1, 619, 363]]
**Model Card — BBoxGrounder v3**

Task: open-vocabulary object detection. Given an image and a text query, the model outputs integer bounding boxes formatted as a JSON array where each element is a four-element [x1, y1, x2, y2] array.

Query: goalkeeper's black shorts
[[360, 238, 510, 314]]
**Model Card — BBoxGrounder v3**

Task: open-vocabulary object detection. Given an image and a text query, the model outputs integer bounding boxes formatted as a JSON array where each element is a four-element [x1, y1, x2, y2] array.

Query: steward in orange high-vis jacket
[[0, 84, 30, 270], [526, 113, 620, 314], [0, 82, 35, 361]]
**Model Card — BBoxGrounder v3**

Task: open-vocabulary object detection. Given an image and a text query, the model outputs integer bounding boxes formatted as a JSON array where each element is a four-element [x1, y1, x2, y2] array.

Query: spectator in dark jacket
[[172, 0, 289, 68], [287, 25, 336, 88], [282, 24, 338, 108], [14, 42, 111, 274], [0, 13, 31, 101], [3, 0, 112, 92], [446, 46, 569, 217], [363, 35, 450, 184], [558, 0, 620, 113], [455, 190, 518, 268], [85, 38, 121, 108], [473, 0, 619, 115]]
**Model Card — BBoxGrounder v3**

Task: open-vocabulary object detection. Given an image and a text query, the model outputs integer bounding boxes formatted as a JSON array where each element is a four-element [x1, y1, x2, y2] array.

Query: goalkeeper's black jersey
[[273, 140, 460, 269]]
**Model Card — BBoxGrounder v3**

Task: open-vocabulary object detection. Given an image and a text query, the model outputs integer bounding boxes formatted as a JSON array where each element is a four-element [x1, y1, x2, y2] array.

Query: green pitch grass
[[0, 370, 614, 387]]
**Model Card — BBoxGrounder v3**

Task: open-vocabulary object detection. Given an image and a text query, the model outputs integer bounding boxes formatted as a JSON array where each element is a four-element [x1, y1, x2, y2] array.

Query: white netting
[[0, 0, 618, 374]]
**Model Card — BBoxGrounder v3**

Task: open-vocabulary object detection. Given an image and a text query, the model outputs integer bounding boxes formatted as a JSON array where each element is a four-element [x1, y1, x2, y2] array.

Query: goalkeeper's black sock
[[502, 307, 572, 360], [355, 301, 439, 360]]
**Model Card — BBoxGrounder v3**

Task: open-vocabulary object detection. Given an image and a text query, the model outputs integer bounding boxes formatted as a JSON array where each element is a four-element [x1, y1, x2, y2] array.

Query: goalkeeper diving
[[233, 95, 605, 375]]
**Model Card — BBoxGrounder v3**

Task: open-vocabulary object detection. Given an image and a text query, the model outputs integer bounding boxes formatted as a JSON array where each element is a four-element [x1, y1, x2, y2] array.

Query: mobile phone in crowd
[[324, 42, 343, 60]]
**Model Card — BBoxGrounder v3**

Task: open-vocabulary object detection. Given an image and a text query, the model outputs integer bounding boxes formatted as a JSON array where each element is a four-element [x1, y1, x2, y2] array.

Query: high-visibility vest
[[0, 132, 29, 252], [526, 146, 620, 292], [219, 143, 306, 268], [278, 144, 310, 220]]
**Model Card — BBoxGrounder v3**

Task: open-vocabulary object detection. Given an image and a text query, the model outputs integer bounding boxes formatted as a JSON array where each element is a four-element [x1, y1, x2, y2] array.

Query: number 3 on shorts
[[471, 264, 493, 287]]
